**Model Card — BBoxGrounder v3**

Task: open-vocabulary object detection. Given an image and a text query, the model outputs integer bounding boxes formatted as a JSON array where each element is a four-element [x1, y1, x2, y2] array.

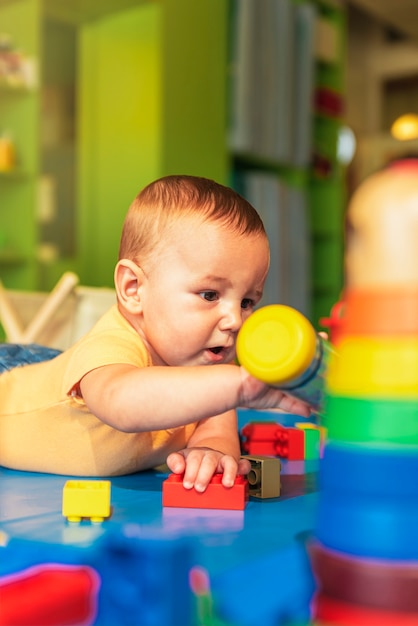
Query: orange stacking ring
[[326, 336, 418, 397], [339, 287, 418, 336]]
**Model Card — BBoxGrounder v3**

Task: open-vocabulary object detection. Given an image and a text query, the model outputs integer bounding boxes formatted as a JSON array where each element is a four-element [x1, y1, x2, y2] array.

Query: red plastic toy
[[162, 473, 249, 510], [241, 422, 305, 460], [314, 593, 418, 626], [241, 422, 284, 456], [319, 299, 346, 345], [0, 564, 100, 626], [275, 427, 305, 460]]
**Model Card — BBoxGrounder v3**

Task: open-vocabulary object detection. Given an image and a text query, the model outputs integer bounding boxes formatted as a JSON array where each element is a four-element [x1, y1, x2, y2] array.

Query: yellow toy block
[[62, 480, 111, 523]]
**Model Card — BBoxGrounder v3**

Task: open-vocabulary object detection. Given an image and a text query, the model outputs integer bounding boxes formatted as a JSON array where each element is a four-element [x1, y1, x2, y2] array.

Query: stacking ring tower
[[310, 159, 418, 625]]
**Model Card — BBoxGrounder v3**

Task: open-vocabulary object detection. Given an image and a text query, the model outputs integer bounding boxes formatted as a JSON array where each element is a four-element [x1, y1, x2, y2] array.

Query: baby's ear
[[114, 259, 145, 314]]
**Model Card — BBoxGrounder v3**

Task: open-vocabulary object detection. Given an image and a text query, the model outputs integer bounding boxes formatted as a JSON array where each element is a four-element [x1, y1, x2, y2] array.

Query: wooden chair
[[0, 272, 116, 350]]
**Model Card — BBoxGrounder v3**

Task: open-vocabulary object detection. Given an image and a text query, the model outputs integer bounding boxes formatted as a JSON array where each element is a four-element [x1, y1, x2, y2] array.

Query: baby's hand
[[239, 366, 312, 417], [166, 447, 251, 493]]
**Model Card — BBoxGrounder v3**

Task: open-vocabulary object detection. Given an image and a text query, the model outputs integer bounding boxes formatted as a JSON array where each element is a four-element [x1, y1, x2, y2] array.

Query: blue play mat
[[0, 409, 319, 626]]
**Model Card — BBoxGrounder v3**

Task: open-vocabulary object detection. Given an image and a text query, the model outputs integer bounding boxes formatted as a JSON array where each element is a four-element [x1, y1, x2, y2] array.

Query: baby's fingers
[[183, 449, 219, 492], [278, 393, 312, 417], [219, 455, 242, 488], [166, 451, 186, 474], [237, 457, 251, 476]]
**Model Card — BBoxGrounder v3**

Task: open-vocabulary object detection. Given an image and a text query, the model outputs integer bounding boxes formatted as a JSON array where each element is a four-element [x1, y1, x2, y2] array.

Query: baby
[[0, 175, 310, 491]]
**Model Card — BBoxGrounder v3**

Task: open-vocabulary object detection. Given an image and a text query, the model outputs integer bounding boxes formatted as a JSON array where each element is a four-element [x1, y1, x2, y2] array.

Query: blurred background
[[0, 0, 417, 328]]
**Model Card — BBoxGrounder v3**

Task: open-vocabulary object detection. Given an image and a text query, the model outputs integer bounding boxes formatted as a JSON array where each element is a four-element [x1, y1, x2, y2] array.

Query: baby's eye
[[241, 298, 255, 310], [200, 291, 219, 302]]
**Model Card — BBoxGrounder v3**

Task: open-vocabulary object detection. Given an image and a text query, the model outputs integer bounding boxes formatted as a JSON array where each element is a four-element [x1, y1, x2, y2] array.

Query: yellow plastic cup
[[236, 305, 330, 411]]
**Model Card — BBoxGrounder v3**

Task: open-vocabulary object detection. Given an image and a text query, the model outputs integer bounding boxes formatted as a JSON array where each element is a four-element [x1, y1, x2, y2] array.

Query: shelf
[[233, 154, 309, 187]]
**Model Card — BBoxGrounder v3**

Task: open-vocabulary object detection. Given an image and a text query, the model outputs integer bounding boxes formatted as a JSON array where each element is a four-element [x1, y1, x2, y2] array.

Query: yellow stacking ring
[[326, 336, 418, 397]]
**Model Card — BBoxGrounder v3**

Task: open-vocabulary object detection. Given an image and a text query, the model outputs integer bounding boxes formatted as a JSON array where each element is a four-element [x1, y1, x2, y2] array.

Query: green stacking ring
[[324, 394, 418, 444]]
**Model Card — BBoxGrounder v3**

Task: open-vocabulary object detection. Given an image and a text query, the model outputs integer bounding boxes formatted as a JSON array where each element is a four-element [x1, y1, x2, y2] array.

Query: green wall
[[78, 3, 162, 286], [0, 0, 344, 324], [77, 0, 228, 287]]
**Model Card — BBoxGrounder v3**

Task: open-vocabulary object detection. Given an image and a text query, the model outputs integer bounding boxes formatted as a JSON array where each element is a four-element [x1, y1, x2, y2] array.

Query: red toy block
[[241, 422, 305, 460], [162, 474, 249, 510], [241, 421, 285, 455], [241, 421, 283, 440], [242, 440, 279, 455], [274, 427, 305, 460]]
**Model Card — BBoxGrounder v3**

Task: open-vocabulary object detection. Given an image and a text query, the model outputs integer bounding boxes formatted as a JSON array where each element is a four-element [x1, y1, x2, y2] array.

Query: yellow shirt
[[0, 305, 197, 476]]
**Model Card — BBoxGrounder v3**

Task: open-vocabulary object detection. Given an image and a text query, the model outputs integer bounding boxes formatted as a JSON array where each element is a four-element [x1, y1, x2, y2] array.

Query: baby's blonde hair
[[118, 175, 266, 263]]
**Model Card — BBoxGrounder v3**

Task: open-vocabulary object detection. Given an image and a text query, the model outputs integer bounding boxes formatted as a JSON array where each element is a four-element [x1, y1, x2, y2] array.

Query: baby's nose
[[219, 304, 243, 332]]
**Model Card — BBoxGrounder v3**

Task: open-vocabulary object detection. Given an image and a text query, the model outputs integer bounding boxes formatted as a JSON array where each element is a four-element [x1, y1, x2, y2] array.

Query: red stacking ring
[[309, 540, 418, 613], [313, 593, 418, 625]]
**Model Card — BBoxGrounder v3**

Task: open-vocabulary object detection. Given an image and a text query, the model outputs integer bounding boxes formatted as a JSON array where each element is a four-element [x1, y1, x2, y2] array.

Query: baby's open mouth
[[209, 346, 223, 354]]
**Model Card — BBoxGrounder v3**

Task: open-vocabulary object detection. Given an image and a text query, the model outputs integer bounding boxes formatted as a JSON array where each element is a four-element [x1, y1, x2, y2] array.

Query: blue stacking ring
[[315, 442, 418, 560], [320, 442, 418, 496]]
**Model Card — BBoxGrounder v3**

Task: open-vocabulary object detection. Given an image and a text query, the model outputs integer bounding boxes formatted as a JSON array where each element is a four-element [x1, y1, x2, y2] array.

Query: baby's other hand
[[166, 448, 251, 493]]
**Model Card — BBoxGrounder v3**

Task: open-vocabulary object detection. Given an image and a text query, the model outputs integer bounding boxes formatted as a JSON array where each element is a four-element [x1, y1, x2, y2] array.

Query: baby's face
[[135, 217, 270, 366]]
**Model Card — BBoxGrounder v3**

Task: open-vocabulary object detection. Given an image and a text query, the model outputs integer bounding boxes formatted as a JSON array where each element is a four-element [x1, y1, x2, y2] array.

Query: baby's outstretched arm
[[79, 362, 311, 433], [79, 362, 312, 490]]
